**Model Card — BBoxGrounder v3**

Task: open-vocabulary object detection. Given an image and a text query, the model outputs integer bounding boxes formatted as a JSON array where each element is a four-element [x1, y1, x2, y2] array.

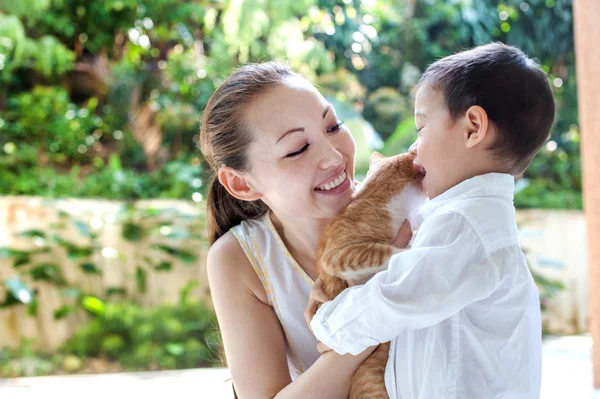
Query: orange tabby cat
[[316, 151, 426, 399]]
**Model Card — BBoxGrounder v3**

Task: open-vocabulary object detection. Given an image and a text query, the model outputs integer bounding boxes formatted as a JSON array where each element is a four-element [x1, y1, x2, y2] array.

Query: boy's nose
[[409, 140, 418, 155]]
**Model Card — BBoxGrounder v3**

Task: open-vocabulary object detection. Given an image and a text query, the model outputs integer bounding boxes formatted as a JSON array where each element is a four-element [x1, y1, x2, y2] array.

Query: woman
[[201, 62, 410, 398]]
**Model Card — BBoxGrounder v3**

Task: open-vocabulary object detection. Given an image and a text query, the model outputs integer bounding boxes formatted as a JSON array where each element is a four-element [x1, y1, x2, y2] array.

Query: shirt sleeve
[[310, 211, 498, 355]]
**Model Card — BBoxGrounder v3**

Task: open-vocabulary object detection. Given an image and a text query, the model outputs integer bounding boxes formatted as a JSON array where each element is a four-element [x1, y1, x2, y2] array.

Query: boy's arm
[[310, 211, 499, 356]]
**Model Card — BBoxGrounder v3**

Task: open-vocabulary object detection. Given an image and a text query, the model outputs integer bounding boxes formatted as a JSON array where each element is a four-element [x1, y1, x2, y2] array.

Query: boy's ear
[[217, 167, 263, 202], [369, 151, 385, 166], [463, 105, 490, 149]]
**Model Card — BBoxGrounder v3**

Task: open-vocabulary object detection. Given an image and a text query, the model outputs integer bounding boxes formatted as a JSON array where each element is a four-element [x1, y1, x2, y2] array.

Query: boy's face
[[411, 84, 469, 199]]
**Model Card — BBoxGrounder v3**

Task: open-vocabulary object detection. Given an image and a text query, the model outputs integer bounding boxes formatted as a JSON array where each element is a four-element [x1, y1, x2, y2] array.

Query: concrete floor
[[0, 335, 597, 398]]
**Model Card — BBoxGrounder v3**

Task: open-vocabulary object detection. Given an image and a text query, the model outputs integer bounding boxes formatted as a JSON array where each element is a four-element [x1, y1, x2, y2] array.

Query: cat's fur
[[316, 152, 426, 399]]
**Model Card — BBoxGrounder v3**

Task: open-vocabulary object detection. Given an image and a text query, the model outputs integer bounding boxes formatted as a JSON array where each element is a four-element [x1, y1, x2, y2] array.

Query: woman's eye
[[286, 143, 309, 158], [327, 121, 344, 133]]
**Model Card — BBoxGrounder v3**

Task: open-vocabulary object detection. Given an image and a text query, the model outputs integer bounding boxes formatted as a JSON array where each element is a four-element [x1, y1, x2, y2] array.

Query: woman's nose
[[319, 139, 344, 170]]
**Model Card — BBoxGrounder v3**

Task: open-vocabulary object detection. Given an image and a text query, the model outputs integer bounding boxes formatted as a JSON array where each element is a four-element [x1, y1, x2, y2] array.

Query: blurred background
[[0, 0, 590, 397]]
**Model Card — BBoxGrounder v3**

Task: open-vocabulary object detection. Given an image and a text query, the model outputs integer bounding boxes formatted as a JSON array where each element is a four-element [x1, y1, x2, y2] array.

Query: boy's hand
[[304, 277, 330, 332], [391, 219, 414, 248], [306, 220, 413, 331]]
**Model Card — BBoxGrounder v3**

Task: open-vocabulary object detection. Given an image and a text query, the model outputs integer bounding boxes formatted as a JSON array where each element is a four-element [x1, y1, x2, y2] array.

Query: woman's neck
[[269, 211, 330, 280]]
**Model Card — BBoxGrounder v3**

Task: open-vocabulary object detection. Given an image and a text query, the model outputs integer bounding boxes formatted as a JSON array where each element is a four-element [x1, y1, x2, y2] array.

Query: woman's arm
[[207, 232, 373, 399]]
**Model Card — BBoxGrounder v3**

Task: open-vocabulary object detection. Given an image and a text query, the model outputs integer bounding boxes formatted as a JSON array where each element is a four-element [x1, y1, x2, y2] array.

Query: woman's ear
[[463, 105, 490, 149], [218, 167, 263, 201]]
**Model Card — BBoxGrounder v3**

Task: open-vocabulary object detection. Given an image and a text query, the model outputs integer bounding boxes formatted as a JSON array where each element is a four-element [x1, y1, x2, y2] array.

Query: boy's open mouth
[[414, 163, 426, 183]]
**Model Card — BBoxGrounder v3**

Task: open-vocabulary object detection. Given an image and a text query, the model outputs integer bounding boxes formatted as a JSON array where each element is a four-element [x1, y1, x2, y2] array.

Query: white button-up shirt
[[311, 173, 542, 399]]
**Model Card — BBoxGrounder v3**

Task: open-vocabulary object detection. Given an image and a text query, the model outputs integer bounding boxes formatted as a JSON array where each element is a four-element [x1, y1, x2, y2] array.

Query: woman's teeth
[[316, 171, 346, 191]]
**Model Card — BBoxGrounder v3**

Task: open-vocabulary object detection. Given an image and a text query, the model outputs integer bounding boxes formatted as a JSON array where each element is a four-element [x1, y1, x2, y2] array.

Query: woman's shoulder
[[207, 231, 249, 280], [207, 230, 269, 304], [208, 229, 242, 260]]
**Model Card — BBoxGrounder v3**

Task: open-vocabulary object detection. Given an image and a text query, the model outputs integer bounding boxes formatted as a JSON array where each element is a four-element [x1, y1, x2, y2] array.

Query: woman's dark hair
[[418, 42, 556, 175], [200, 62, 295, 244]]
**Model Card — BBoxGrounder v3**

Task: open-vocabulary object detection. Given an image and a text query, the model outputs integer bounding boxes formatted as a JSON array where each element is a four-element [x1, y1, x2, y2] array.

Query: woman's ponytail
[[199, 62, 294, 245], [206, 175, 268, 245]]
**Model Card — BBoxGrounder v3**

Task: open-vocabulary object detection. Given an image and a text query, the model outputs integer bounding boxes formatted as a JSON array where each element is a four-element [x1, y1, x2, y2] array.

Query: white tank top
[[231, 212, 320, 380]]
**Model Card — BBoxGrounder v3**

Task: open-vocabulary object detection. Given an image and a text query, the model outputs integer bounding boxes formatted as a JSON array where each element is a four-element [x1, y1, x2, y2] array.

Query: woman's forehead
[[243, 78, 329, 139]]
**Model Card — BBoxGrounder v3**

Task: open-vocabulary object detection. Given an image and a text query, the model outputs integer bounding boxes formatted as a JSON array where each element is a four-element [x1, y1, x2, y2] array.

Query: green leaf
[[153, 261, 172, 271], [164, 342, 185, 357], [13, 255, 31, 268], [27, 297, 38, 317], [17, 229, 46, 239], [1, 248, 45, 261], [179, 280, 199, 305], [28, 263, 66, 284], [122, 222, 145, 242], [64, 244, 94, 260], [105, 287, 127, 297], [151, 244, 197, 264], [81, 296, 105, 316], [135, 266, 147, 293], [142, 208, 161, 217], [54, 305, 75, 320], [80, 262, 101, 275], [74, 220, 96, 238], [2, 277, 34, 305]]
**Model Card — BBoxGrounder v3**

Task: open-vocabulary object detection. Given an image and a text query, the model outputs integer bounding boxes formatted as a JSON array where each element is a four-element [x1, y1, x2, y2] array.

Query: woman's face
[[243, 76, 356, 220]]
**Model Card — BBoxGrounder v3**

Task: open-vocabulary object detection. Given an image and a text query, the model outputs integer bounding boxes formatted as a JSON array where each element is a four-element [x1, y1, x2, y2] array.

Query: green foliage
[[0, 14, 74, 80], [62, 299, 220, 370], [0, 200, 207, 317], [0, 295, 220, 376], [0, 0, 581, 205], [0, 199, 216, 374], [363, 87, 411, 141], [0, 338, 58, 378]]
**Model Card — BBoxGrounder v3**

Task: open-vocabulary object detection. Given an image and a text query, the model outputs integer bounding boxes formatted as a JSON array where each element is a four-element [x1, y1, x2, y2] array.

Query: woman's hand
[[304, 277, 330, 332], [304, 279, 335, 354], [317, 341, 332, 354]]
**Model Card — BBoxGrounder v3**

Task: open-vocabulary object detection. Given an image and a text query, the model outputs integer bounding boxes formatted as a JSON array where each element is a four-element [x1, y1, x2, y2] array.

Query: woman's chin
[[319, 191, 353, 217]]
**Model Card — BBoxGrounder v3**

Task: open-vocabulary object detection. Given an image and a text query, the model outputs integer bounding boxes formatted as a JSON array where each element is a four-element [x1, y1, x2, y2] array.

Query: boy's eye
[[327, 121, 344, 133], [286, 143, 309, 158]]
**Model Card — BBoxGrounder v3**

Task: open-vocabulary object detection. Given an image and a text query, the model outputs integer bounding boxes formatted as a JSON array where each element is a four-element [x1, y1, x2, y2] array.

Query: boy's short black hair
[[418, 42, 555, 175]]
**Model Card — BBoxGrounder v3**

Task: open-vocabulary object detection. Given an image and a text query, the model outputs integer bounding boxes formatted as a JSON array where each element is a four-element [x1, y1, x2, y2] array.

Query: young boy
[[309, 42, 555, 398]]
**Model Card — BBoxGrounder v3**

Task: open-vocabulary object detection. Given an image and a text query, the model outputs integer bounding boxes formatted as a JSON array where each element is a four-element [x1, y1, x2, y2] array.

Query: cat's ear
[[369, 151, 384, 166]]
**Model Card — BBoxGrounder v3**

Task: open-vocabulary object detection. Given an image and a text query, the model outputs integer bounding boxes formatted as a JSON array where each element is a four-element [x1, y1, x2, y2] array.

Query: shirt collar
[[416, 173, 515, 222]]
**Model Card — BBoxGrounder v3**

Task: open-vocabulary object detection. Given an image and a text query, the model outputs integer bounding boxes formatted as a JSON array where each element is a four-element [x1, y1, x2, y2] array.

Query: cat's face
[[365, 152, 425, 189], [241, 76, 357, 219]]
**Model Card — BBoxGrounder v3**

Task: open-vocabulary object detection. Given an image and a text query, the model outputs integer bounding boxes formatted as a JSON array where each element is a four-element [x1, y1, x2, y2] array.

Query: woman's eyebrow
[[277, 127, 304, 143], [276, 106, 333, 144]]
